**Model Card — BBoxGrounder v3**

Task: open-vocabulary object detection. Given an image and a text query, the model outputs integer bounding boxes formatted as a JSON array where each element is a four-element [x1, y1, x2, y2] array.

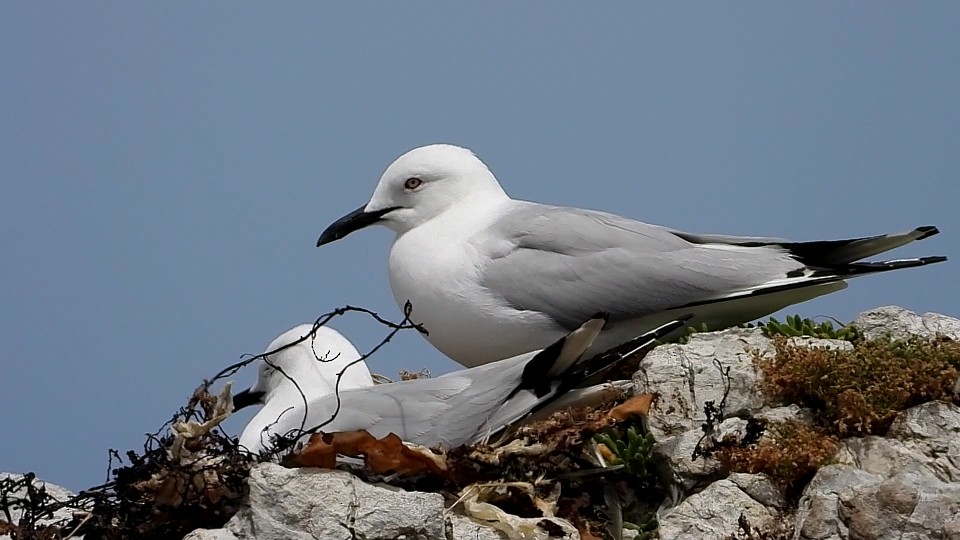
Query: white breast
[[387, 208, 564, 367]]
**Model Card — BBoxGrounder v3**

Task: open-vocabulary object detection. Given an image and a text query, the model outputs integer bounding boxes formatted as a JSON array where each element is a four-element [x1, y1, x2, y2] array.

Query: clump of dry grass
[[756, 336, 960, 436], [719, 334, 959, 497], [717, 420, 838, 493]]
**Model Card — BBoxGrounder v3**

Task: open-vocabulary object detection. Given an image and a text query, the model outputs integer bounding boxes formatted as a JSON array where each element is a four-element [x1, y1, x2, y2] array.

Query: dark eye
[[404, 177, 423, 190]]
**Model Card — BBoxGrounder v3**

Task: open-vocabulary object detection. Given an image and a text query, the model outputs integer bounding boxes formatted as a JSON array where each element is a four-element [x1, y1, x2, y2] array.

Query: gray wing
[[295, 359, 528, 448], [481, 202, 803, 329]]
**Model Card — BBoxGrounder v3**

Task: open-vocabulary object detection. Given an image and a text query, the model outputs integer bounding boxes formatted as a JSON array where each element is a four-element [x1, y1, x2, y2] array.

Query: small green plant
[[623, 512, 659, 540], [757, 314, 861, 342], [676, 322, 712, 344], [593, 426, 659, 490]]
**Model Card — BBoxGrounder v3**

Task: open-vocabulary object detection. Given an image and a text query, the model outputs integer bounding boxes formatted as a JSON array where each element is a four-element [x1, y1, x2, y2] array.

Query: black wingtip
[[589, 311, 612, 323], [560, 315, 693, 386], [915, 226, 940, 241], [920, 255, 948, 265], [650, 316, 692, 340]]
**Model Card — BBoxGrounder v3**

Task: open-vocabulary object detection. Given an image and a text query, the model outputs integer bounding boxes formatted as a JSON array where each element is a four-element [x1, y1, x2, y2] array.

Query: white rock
[[839, 471, 960, 540], [654, 427, 723, 488], [213, 464, 517, 540], [754, 404, 810, 424], [854, 306, 960, 342], [787, 336, 854, 351], [832, 402, 960, 484], [795, 465, 881, 540], [795, 403, 960, 540], [727, 473, 785, 510], [183, 529, 239, 540], [886, 401, 960, 483], [635, 327, 772, 440], [637, 328, 804, 488], [227, 464, 447, 540], [446, 513, 508, 540], [0, 473, 78, 540], [657, 479, 777, 540]]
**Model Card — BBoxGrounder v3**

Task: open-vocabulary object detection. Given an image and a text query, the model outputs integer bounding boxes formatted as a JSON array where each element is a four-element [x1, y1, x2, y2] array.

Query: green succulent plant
[[675, 322, 712, 344], [757, 314, 861, 341], [623, 512, 659, 540], [594, 426, 658, 489]]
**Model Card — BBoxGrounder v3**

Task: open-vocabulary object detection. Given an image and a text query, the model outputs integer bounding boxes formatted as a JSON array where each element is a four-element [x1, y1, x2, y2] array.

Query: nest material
[[0, 384, 255, 540]]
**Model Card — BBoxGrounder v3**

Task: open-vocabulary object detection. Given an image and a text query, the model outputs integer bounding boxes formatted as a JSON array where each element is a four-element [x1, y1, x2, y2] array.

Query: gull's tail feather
[[809, 255, 947, 278], [780, 226, 940, 266], [674, 254, 946, 314], [473, 317, 690, 445], [674, 225, 941, 266]]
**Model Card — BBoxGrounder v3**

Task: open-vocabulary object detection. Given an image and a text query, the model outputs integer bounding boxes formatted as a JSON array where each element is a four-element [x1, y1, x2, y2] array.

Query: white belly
[[387, 225, 565, 367]]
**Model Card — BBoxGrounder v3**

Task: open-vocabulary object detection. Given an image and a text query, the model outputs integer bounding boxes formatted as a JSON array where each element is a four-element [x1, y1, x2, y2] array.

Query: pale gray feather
[[482, 202, 801, 329], [278, 354, 533, 449], [258, 316, 680, 451], [482, 203, 943, 331]]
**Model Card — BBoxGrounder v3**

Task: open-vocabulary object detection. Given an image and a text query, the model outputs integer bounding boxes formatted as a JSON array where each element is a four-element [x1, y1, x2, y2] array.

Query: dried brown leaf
[[284, 432, 339, 468], [606, 393, 656, 422], [154, 476, 185, 507], [286, 430, 447, 477]]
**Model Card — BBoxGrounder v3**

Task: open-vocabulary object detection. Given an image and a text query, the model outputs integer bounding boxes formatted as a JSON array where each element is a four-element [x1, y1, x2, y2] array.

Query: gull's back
[[269, 354, 532, 450]]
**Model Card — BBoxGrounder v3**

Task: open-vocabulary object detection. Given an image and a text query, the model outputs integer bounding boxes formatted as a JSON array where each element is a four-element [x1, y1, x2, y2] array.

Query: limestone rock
[[635, 328, 811, 487], [786, 336, 854, 351], [446, 513, 509, 540], [183, 529, 239, 540], [226, 464, 448, 540], [754, 404, 812, 425], [727, 473, 785, 510], [657, 478, 777, 540], [634, 327, 772, 440], [0, 473, 77, 540], [854, 306, 960, 342], [200, 464, 524, 540], [795, 402, 960, 539]]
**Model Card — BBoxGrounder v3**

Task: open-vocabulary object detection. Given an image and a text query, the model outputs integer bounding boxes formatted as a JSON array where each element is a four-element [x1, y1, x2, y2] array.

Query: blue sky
[[1, 3, 956, 491]]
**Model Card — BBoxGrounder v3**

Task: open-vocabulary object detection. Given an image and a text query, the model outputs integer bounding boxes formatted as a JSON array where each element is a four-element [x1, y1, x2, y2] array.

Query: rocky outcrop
[[183, 464, 513, 540], [5, 306, 960, 540], [795, 401, 960, 540], [854, 305, 960, 342], [657, 474, 781, 539], [635, 306, 960, 539]]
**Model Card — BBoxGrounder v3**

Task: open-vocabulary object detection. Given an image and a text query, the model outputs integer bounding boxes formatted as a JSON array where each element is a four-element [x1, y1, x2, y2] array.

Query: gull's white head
[[317, 144, 507, 245], [232, 324, 372, 411]]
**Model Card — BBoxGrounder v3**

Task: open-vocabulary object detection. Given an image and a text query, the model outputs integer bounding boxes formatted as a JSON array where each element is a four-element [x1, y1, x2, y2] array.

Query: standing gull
[[233, 315, 690, 453], [234, 324, 373, 454], [317, 144, 946, 367]]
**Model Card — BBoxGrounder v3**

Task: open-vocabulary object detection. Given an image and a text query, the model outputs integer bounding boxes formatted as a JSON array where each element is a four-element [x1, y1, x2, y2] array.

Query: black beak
[[316, 205, 399, 247], [232, 389, 265, 411]]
